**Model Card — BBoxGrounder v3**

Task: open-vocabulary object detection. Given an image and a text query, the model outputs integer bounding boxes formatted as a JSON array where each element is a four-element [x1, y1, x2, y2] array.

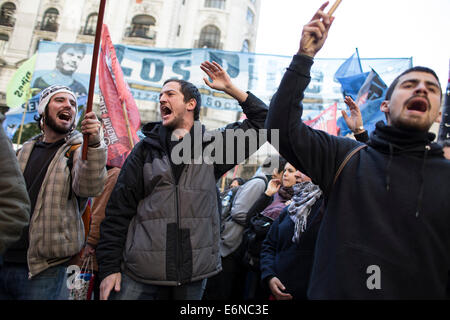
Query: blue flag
[[334, 50, 367, 101], [338, 69, 388, 136]]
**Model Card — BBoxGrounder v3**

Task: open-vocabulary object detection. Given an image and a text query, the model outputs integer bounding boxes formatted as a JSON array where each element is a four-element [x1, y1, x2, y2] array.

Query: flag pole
[[121, 101, 135, 148], [304, 0, 342, 49], [82, 0, 107, 160], [16, 89, 31, 145]]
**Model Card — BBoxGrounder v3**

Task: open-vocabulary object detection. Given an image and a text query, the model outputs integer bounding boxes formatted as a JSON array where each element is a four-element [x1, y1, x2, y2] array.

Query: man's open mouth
[[406, 96, 429, 113], [57, 111, 72, 121], [161, 105, 172, 117]]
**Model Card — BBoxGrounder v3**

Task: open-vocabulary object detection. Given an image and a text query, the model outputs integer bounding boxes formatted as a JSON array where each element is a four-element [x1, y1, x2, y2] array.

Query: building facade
[[0, 0, 261, 127]]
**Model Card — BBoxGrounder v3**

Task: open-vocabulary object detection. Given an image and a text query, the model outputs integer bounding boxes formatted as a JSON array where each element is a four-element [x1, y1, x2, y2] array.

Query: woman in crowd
[[242, 162, 301, 299]]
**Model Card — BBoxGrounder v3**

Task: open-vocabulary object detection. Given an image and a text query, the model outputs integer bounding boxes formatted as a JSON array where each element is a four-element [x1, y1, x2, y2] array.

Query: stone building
[[0, 0, 269, 180], [0, 0, 260, 121]]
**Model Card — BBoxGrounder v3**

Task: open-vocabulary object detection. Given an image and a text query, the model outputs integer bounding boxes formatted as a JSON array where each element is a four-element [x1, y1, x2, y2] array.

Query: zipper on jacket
[[175, 184, 182, 285]]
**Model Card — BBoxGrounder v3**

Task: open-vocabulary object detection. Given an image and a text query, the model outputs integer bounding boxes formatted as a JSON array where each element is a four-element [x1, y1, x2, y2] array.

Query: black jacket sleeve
[[354, 130, 369, 143], [265, 54, 360, 194], [0, 114, 30, 254], [214, 92, 268, 179], [260, 210, 285, 285], [96, 140, 147, 281]]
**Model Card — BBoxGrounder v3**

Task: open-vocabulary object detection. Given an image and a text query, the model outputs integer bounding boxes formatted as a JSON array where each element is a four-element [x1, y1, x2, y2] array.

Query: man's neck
[[42, 128, 68, 143], [171, 120, 195, 140]]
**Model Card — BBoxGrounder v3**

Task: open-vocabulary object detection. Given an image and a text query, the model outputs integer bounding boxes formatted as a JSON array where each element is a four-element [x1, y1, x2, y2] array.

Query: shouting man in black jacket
[[266, 2, 450, 299], [97, 61, 269, 300]]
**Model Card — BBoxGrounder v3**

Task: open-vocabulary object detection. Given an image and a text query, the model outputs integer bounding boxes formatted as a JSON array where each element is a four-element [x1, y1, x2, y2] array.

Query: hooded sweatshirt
[[265, 54, 450, 299]]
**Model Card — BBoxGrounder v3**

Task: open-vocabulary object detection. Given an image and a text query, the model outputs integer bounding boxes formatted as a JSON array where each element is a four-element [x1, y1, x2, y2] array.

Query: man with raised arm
[[97, 61, 268, 300], [266, 1, 450, 299]]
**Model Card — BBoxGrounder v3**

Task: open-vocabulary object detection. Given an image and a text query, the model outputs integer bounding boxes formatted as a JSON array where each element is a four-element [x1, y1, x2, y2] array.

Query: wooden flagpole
[[121, 101, 135, 148], [82, 0, 107, 160], [304, 0, 342, 49], [16, 89, 31, 145]]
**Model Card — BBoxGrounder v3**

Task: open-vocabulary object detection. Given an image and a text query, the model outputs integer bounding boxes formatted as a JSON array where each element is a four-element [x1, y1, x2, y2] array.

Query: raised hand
[[298, 1, 335, 58], [200, 61, 232, 92], [341, 96, 365, 134], [200, 61, 248, 103]]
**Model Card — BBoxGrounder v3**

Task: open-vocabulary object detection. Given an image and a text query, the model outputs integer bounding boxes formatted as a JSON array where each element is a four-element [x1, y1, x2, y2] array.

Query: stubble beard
[[44, 114, 75, 135]]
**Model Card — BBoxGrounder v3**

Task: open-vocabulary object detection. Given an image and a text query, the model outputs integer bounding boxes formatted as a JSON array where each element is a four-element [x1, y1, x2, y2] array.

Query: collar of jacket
[[368, 121, 443, 158], [141, 121, 208, 153]]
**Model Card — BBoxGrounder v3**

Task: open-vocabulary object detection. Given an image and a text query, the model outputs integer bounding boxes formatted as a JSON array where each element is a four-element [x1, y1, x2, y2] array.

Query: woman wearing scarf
[[242, 162, 300, 300], [259, 172, 323, 300]]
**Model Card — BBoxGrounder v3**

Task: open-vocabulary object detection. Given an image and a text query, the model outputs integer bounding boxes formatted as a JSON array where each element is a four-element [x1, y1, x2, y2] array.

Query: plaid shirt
[[17, 131, 107, 278]]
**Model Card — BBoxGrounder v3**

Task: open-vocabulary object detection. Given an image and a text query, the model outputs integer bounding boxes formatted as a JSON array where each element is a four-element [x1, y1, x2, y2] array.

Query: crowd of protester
[[0, 2, 449, 300]]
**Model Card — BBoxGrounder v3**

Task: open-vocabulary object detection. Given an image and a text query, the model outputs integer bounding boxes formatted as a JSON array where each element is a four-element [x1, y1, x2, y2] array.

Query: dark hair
[[57, 43, 87, 57], [230, 177, 245, 186], [385, 66, 442, 101], [163, 79, 201, 121], [442, 140, 450, 148], [262, 155, 287, 175]]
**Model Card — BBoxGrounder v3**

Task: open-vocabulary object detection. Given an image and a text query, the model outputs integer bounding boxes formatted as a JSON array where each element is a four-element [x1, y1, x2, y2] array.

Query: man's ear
[[186, 98, 196, 112], [434, 110, 442, 124], [380, 100, 389, 114]]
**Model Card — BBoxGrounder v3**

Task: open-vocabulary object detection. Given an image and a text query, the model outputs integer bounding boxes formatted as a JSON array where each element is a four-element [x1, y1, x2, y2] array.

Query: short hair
[[262, 155, 287, 175], [442, 140, 450, 148], [385, 66, 442, 101], [230, 177, 245, 186], [57, 43, 87, 57], [163, 79, 201, 121]]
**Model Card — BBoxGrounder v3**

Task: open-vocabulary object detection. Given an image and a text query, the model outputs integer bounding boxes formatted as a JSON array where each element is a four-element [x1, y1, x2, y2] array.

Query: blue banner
[[31, 41, 412, 119]]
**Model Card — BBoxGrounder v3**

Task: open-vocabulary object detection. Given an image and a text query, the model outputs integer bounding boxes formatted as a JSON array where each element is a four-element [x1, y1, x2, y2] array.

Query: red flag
[[99, 24, 141, 168], [304, 103, 339, 136]]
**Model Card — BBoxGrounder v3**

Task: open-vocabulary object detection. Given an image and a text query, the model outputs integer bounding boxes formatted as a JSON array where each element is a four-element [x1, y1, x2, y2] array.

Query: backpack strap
[[333, 144, 367, 185], [246, 175, 268, 189]]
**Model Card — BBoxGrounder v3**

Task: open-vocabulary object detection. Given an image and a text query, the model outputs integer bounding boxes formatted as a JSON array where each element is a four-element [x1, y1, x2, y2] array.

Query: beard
[[44, 114, 75, 135]]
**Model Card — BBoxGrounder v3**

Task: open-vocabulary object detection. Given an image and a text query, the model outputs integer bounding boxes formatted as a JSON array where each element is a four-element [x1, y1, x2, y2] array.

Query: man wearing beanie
[[0, 85, 107, 300]]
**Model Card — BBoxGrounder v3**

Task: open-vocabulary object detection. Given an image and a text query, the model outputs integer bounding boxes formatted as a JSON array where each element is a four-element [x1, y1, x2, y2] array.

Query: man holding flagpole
[[0, 84, 107, 300]]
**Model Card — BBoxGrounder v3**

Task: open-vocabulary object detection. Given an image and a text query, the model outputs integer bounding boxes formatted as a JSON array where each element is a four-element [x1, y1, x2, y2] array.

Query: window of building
[[0, 2, 16, 27], [41, 8, 59, 32], [241, 40, 249, 52], [204, 0, 225, 10], [198, 25, 220, 49], [83, 13, 97, 36], [0, 33, 9, 54], [246, 8, 254, 24], [128, 14, 156, 39], [177, 25, 181, 37]]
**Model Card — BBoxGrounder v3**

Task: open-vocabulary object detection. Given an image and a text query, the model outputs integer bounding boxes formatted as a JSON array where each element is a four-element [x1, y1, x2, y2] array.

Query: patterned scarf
[[288, 181, 322, 243]]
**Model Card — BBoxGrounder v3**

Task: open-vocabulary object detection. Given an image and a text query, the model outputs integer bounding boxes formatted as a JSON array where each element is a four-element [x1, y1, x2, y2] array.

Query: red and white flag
[[304, 103, 339, 136], [99, 24, 141, 168]]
